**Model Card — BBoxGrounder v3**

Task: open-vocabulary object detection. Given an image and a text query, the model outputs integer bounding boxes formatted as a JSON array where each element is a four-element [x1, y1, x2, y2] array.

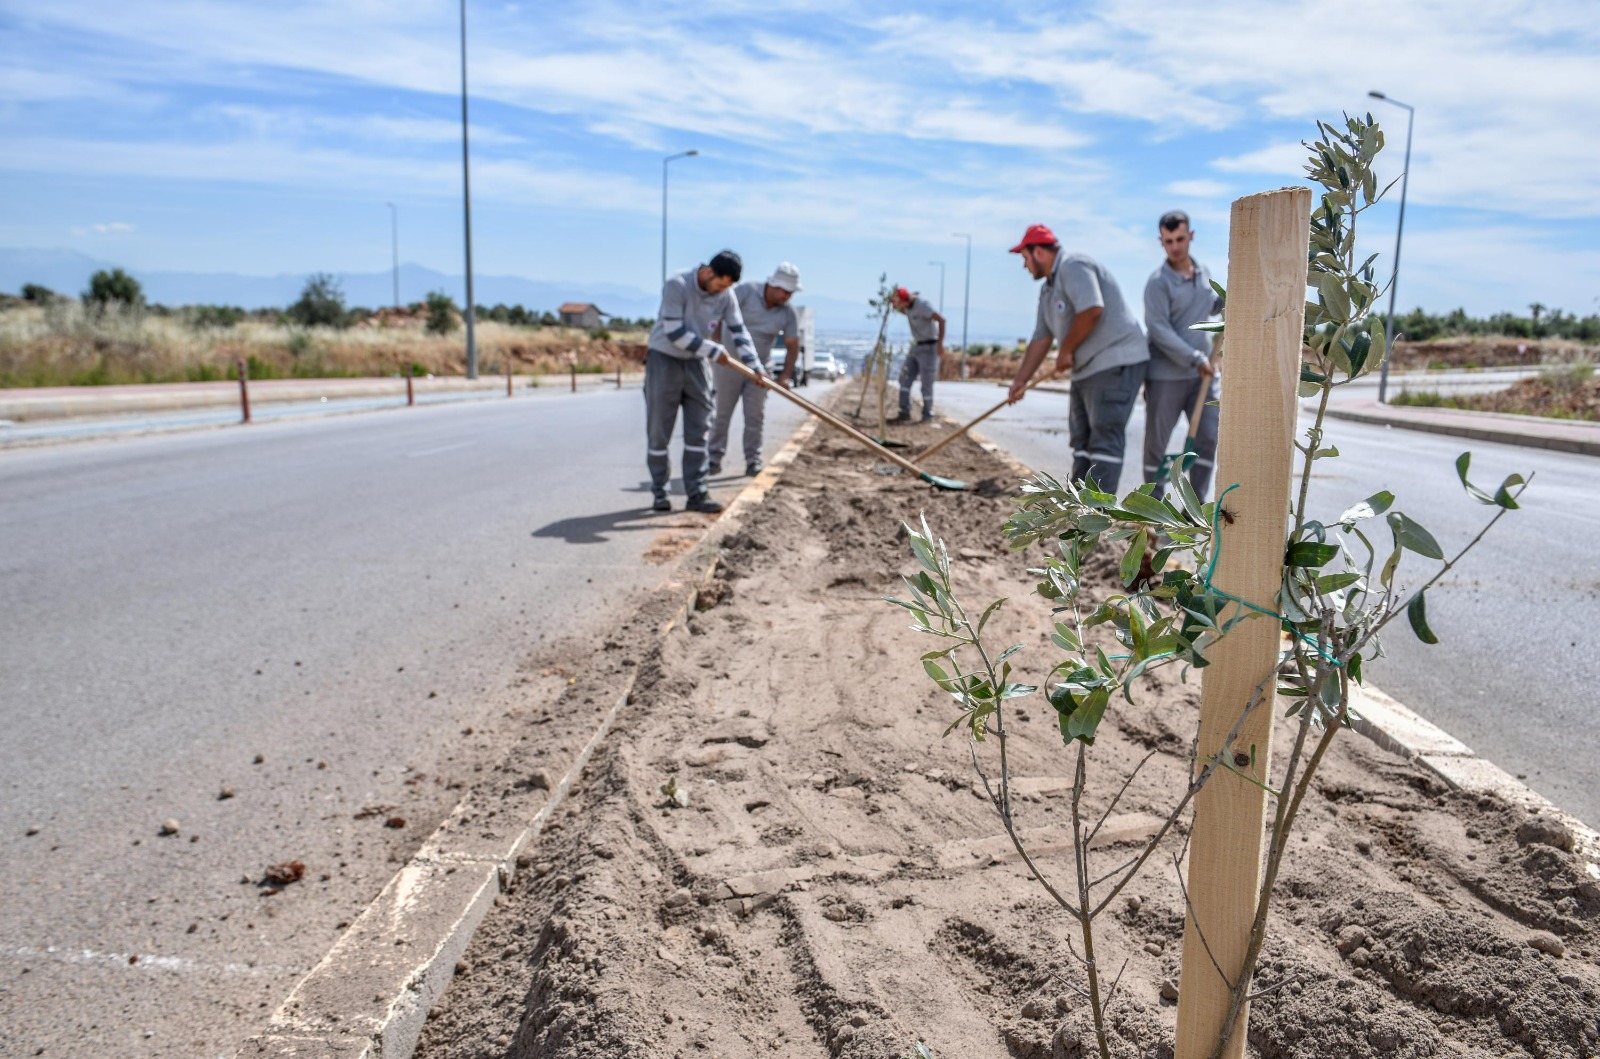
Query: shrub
[[288, 273, 347, 329], [83, 268, 144, 310], [189, 305, 243, 329], [21, 283, 56, 303], [1539, 358, 1595, 393], [425, 290, 459, 335]]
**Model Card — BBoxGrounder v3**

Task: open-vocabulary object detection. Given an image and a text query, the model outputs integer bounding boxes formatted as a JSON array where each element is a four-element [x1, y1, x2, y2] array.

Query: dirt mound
[[414, 386, 1600, 1059]]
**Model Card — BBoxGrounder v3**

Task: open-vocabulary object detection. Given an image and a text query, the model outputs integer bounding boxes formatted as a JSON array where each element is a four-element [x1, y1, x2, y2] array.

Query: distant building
[[558, 302, 606, 329]]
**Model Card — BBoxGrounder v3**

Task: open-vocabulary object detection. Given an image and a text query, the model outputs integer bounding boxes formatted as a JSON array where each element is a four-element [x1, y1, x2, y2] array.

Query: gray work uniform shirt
[[647, 267, 759, 368], [1144, 258, 1223, 381], [905, 296, 940, 344], [1032, 252, 1147, 380], [732, 280, 799, 364]]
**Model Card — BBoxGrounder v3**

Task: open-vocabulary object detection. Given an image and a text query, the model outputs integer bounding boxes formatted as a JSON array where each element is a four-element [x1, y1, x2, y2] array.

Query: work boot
[[745, 460, 763, 477], [708, 458, 723, 475], [685, 493, 724, 514], [652, 496, 672, 513], [888, 412, 912, 424], [921, 411, 935, 423]]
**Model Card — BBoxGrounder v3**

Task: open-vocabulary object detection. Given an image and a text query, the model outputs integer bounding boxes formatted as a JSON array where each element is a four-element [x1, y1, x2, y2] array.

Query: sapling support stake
[[853, 302, 893, 421], [1174, 185, 1309, 1059]]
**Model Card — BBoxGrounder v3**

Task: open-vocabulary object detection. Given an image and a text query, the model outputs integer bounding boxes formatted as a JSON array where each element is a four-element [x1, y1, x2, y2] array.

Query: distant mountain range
[[0, 247, 1022, 340]]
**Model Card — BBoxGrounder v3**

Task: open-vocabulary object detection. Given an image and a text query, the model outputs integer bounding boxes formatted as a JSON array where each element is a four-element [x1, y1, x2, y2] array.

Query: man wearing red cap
[[887, 286, 945, 423], [1006, 224, 1148, 492]]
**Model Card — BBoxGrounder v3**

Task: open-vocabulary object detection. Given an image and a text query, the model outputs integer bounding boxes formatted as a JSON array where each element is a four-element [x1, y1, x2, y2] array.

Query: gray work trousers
[[708, 358, 768, 466], [644, 349, 714, 500], [898, 342, 939, 417], [1142, 374, 1220, 500], [1067, 361, 1147, 494]]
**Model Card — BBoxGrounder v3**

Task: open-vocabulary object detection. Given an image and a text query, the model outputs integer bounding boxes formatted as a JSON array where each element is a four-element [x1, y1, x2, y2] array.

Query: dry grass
[[0, 303, 649, 387]]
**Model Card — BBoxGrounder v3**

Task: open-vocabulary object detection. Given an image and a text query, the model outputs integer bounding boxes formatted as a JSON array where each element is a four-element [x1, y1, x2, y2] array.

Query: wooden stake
[[877, 342, 889, 437], [1174, 186, 1309, 1059]]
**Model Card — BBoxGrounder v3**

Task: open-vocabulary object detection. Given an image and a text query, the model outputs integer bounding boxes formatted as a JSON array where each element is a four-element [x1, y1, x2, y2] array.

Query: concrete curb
[[962, 421, 1600, 880], [238, 417, 822, 1059], [1324, 403, 1600, 458], [1351, 685, 1599, 877]]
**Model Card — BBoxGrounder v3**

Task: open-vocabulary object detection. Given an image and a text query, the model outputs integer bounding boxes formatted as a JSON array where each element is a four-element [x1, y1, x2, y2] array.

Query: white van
[[807, 353, 843, 381]]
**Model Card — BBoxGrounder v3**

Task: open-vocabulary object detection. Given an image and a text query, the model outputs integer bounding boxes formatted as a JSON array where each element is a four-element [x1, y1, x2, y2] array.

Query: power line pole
[[662, 150, 699, 282], [459, 0, 478, 378], [386, 202, 399, 309], [1368, 91, 1414, 405], [953, 233, 972, 379]]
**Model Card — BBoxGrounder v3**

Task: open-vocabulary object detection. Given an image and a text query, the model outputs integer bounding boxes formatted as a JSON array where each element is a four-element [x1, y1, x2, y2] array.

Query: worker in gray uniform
[[709, 262, 804, 477], [1142, 210, 1222, 499], [645, 250, 763, 514], [1005, 223, 1148, 494], [888, 285, 945, 423]]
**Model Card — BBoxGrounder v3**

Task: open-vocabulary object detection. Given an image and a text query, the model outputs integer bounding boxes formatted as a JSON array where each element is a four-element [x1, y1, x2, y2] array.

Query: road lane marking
[[408, 441, 473, 457], [7, 943, 305, 978]]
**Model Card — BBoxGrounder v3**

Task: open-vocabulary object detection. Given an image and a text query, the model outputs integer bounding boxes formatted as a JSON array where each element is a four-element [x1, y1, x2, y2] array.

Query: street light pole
[[1369, 90, 1414, 404], [459, 0, 478, 378], [662, 150, 699, 283], [386, 202, 399, 309], [953, 233, 972, 378], [928, 260, 945, 315]]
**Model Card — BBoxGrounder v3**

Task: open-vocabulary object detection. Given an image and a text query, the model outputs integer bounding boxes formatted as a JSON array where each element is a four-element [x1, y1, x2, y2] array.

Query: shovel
[[912, 369, 1064, 463], [718, 355, 969, 491], [1153, 368, 1215, 487]]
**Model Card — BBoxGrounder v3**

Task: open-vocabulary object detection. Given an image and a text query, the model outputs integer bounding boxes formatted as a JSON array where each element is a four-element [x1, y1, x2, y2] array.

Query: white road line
[[6, 943, 305, 978], [408, 441, 472, 457]]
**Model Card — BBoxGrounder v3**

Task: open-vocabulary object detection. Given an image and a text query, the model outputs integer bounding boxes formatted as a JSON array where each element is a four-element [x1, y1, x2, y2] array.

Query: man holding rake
[[1006, 223, 1148, 494], [709, 262, 804, 478], [644, 250, 764, 514]]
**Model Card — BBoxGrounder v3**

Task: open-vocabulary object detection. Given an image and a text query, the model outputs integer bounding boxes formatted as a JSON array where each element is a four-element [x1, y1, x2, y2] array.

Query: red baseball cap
[[894, 286, 911, 303], [1009, 223, 1058, 253]]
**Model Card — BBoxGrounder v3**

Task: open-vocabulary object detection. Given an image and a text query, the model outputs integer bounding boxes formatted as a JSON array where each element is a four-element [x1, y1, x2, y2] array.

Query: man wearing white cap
[[709, 263, 804, 476]]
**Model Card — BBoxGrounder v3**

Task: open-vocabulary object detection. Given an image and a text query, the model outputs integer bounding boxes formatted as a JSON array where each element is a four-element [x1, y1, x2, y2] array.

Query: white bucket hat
[[767, 262, 803, 293]]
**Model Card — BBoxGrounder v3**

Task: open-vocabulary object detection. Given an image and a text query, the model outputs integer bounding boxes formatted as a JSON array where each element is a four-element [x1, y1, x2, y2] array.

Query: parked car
[[806, 353, 843, 381]]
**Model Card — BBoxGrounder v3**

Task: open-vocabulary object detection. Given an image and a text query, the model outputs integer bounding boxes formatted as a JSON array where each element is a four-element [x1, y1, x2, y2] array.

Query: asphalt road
[[0, 381, 831, 1058], [931, 379, 1600, 826]]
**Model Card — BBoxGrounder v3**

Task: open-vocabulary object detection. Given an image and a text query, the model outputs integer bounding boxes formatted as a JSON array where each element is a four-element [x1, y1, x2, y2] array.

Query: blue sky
[[2, 0, 1598, 332]]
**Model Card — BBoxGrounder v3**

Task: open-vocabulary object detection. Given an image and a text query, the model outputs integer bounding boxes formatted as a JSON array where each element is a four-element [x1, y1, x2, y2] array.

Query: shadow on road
[[531, 506, 676, 545]]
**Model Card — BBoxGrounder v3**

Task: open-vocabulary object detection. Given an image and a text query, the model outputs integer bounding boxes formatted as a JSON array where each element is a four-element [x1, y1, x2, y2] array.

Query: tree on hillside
[[21, 283, 57, 303], [425, 290, 459, 335], [288, 273, 348, 328], [83, 268, 144, 310]]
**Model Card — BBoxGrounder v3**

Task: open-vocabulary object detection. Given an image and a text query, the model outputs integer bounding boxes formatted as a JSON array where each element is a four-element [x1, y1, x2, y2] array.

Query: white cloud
[[93, 222, 135, 235], [206, 105, 525, 148], [1165, 179, 1233, 199]]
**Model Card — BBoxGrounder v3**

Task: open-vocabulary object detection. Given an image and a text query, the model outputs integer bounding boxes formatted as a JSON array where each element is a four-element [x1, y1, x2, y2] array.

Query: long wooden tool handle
[[1189, 362, 1213, 426], [721, 355, 931, 479], [912, 369, 1062, 463]]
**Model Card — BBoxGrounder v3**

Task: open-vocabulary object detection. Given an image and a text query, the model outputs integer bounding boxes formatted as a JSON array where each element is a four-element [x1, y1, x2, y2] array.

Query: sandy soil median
[[412, 398, 1600, 1059]]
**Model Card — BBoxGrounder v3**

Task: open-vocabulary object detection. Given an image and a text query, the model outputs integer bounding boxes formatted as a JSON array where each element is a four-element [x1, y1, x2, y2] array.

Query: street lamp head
[[686, 149, 699, 157], [1368, 90, 1387, 99]]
